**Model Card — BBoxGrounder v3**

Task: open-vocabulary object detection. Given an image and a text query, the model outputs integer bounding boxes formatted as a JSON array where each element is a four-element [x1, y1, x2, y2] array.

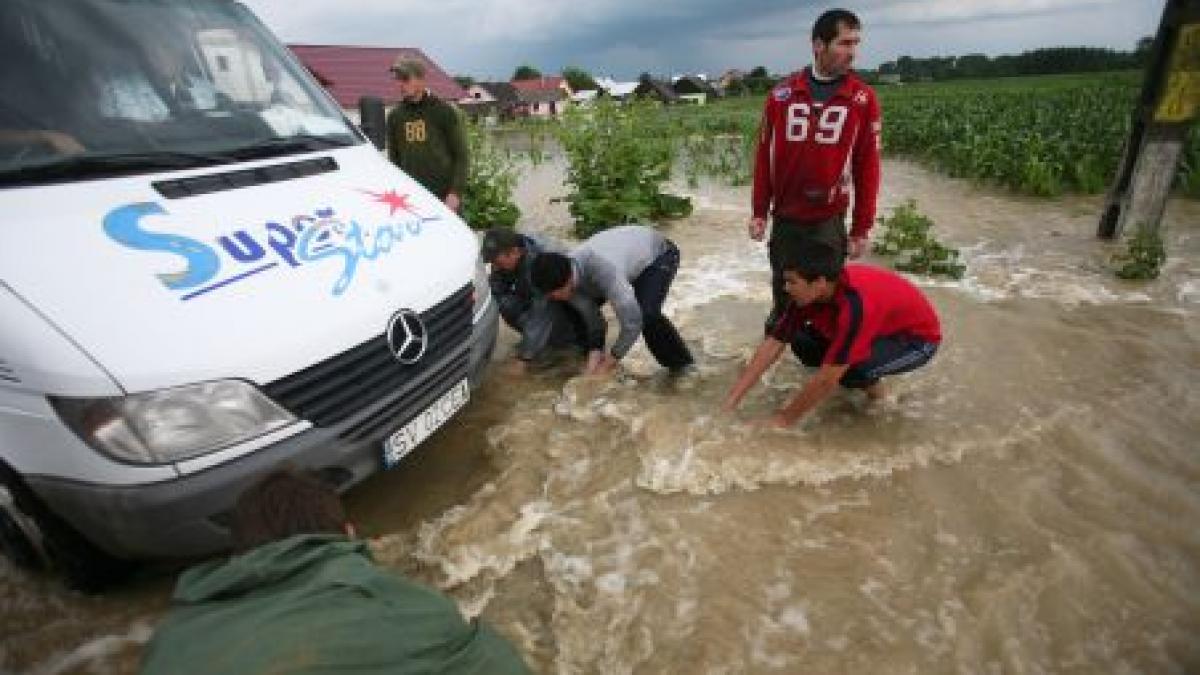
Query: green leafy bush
[[556, 100, 692, 238], [1112, 227, 1166, 280], [872, 200, 965, 279], [462, 124, 520, 230]]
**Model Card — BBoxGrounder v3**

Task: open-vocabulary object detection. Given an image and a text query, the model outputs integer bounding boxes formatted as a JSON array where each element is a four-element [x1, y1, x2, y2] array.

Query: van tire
[[0, 466, 131, 592]]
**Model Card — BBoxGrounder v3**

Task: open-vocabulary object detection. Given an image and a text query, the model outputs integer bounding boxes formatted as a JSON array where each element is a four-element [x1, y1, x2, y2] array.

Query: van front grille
[[263, 285, 473, 436]]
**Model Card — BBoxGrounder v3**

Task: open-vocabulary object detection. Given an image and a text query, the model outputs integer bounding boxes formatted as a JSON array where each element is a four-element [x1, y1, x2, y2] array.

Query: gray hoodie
[[568, 225, 672, 359]]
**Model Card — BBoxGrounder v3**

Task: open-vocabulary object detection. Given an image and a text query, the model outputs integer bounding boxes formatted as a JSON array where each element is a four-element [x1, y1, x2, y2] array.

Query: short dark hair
[[812, 9, 861, 44], [531, 252, 573, 293], [231, 468, 347, 554], [779, 240, 844, 282], [480, 228, 524, 263]]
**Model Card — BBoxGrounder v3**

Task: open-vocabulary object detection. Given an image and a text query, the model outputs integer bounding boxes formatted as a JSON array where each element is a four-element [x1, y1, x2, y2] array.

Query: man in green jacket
[[386, 59, 469, 213], [140, 469, 530, 675]]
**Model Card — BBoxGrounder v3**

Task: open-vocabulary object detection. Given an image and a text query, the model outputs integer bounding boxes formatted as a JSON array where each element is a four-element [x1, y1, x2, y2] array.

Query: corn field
[[642, 72, 1200, 199]]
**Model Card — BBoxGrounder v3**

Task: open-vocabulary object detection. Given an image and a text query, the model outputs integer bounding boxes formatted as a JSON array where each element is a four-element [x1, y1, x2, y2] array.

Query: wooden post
[[1099, 0, 1200, 239]]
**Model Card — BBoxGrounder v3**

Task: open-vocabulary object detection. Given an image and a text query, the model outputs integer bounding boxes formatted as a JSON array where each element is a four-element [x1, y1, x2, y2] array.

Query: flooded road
[[3, 156, 1199, 674]]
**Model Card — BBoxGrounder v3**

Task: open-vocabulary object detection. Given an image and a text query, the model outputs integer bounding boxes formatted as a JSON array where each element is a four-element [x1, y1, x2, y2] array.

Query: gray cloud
[[240, 0, 1161, 79]]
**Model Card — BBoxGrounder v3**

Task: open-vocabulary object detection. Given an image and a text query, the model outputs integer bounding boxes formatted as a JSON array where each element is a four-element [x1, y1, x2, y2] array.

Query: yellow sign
[[1156, 23, 1200, 123]]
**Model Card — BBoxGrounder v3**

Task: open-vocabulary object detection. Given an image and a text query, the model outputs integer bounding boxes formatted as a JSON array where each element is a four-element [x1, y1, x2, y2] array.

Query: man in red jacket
[[722, 240, 940, 428], [749, 8, 881, 331]]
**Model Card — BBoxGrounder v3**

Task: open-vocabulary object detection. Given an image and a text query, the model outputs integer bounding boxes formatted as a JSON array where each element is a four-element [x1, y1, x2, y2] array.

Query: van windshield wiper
[[224, 134, 357, 161], [0, 151, 236, 187]]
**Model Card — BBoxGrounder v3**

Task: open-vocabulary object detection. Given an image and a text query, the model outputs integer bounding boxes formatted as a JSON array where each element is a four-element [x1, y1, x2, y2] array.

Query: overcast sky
[[240, 0, 1163, 80]]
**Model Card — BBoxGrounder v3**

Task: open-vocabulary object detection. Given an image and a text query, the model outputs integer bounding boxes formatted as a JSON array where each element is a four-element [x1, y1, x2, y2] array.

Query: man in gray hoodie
[[531, 224, 694, 376]]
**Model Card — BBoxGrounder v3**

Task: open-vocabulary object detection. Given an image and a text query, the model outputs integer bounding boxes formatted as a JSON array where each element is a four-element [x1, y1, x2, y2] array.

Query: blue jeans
[[790, 325, 937, 389], [632, 241, 694, 370]]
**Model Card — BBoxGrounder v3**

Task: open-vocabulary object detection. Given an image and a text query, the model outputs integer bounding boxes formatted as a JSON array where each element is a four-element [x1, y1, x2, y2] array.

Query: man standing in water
[[386, 59, 468, 212], [749, 8, 882, 331], [722, 241, 939, 428]]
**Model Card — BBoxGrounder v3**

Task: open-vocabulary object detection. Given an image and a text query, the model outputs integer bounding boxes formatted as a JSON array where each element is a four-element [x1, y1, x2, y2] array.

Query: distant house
[[511, 76, 572, 117], [717, 69, 746, 92], [571, 89, 600, 107], [460, 81, 519, 121], [674, 75, 717, 97], [287, 45, 466, 121], [595, 76, 638, 102], [634, 78, 679, 104], [673, 75, 718, 105]]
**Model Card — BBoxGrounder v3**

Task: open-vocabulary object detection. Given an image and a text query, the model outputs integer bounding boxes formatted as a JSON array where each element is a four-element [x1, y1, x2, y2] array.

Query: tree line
[[874, 42, 1153, 82], [456, 40, 1155, 94]]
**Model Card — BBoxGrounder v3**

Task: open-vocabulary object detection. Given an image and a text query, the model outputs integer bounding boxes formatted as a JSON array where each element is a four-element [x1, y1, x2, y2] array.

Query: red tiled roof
[[511, 76, 566, 92], [287, 45, 467, 108]]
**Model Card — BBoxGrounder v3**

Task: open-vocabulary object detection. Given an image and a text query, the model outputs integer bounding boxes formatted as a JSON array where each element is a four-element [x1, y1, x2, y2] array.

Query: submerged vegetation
[[1112, 228, 1167, 280], [872, 200, 965, 279]]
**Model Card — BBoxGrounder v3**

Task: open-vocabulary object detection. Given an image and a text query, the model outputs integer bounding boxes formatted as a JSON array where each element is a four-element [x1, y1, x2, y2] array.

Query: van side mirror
[[359, 96, 386, 150]]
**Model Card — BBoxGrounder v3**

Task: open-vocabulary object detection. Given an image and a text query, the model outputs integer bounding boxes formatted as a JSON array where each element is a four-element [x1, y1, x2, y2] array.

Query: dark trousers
[[790, 325, 938, 389], [766, 214, 848, 332], [632, 242, 694, 370]]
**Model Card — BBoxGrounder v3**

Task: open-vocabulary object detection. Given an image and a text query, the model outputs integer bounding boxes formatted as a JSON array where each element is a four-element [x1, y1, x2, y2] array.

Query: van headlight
[[50, 380, 296, 465], [472, 258, 491, 316]]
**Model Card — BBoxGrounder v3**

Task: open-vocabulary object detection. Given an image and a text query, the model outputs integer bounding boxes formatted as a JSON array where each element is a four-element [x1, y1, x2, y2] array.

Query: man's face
[[782, 270, 829, 305], [491, 248, 522, 273], [397, 75, 427, 101], [813, 22, 861, 77]]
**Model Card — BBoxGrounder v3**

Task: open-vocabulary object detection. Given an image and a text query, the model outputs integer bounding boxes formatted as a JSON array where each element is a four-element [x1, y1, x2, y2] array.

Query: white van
[[0, 0, 497, 588]]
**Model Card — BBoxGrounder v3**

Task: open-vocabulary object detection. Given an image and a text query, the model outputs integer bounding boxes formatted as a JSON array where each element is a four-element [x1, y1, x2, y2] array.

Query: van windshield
[[0, 0, 361, 185]]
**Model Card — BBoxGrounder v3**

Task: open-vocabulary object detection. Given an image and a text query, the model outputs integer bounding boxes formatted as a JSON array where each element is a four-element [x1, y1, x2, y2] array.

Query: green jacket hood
[[173, 534, 366, 603]]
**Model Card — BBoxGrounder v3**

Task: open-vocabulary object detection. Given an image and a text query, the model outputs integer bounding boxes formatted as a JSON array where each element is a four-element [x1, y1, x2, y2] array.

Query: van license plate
[[383, 379, 470, 467]]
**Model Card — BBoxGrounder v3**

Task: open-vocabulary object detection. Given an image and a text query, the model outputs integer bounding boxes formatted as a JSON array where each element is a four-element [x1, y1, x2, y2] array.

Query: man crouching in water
[[722, 240, 941, 428]]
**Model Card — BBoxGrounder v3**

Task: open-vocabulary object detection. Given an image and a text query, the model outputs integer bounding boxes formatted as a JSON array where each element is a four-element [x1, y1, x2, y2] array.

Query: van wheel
[[0, 467, 130, 592]]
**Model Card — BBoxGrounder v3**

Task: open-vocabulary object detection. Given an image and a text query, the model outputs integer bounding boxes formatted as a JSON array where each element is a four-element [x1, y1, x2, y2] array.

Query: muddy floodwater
[[3, 154, 1199, 674]]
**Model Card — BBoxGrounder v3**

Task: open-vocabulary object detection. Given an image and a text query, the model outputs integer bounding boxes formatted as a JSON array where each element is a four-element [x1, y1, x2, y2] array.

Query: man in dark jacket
[[481, 228, 601, 368], [140, 469, 530, 675], [386, 59, 468, 212]]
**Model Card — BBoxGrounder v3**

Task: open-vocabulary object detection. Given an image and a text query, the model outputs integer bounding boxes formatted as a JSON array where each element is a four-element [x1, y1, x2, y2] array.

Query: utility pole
[[1098, 0, 1200, 239]]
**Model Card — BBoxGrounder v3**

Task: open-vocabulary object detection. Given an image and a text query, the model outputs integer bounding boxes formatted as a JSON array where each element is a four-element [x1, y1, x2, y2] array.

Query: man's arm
[[849, 89, 882, 256], [603, 274, 643, 360], [771, 363, 849, 427], [565, 293, 607, 353], [0, 129, 84, 154], [385, 109, 400, 166], [490, 272, 527, 330], [721, 337, 787, 412], [749, 102, 775, 239], [514, 296, 553, 361]]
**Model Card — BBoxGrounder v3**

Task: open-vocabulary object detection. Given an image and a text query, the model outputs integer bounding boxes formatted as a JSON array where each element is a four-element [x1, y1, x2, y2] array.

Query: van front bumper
[[25, 299, 498, 560]]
